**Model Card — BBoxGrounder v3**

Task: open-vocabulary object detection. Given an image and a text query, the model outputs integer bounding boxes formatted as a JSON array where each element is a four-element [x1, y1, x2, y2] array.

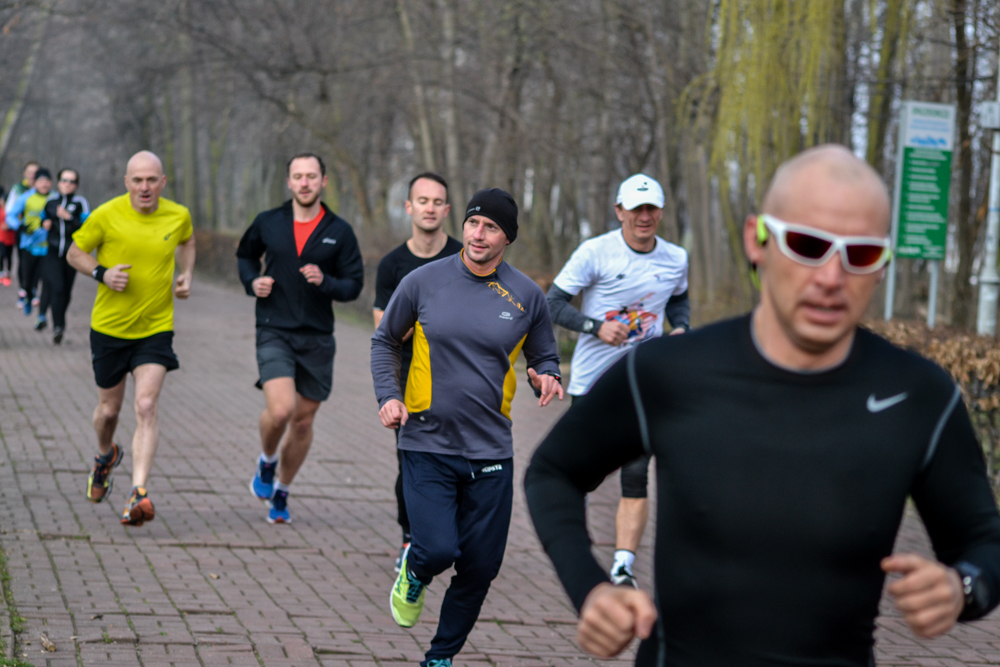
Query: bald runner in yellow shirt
[[67, 150, 196, 527]]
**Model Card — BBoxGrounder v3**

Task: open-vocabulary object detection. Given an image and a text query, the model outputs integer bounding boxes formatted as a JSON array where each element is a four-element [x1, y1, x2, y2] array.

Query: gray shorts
[[255, 327, 335, 402]]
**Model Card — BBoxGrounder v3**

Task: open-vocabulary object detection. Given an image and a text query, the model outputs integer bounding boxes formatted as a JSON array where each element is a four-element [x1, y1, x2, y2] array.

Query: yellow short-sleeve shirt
[[73, 194, 193, 339]]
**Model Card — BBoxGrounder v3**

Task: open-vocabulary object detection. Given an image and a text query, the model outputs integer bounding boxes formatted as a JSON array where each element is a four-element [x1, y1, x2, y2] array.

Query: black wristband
[[92, 265, 108, 284], [527, 369, 562, 398]]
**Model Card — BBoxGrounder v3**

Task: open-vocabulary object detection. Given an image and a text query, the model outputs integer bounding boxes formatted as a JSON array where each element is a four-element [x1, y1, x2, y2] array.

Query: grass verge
[[0, 545, 31, 666]]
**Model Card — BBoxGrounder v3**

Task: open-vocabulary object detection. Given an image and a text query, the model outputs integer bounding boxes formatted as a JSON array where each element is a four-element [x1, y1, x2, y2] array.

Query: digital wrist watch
[[954, 561, 990, 620]]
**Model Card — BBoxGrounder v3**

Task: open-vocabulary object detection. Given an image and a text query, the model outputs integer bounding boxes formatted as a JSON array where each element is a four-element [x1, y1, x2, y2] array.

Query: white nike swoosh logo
[[867, 392, 908, 413]]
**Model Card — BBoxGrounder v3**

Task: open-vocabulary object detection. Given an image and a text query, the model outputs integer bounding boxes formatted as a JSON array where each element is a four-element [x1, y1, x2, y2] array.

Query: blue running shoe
[[425, 660, 452, 667], [268, 489, 290, 524], [249, 457, 277, 501], [23, 298, 31, 316]]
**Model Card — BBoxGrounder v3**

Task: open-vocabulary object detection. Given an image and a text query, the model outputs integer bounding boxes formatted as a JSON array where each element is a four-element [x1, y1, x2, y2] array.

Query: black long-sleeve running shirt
[[525, 314, 1000, 667]]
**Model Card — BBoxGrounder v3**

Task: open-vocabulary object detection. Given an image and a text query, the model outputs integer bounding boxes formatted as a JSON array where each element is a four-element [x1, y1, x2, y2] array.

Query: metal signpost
[[974, 42, 1000, 336], [884, 101, 957, 328]]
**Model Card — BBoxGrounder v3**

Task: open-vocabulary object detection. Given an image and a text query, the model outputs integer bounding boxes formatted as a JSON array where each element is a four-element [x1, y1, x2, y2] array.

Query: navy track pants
[[401, 449, 514, 663]]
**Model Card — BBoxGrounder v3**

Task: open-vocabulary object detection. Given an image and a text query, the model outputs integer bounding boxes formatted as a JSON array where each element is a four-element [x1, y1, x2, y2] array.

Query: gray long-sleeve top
[[371, 253, 561, 460]]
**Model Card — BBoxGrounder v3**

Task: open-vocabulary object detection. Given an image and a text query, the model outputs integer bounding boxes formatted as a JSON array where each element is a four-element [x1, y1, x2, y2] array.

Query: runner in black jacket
[[236, 206, 363, 333], [525, 145, 1000, 666], [236, 152, 364, 524], [39, 168, 89, 342]]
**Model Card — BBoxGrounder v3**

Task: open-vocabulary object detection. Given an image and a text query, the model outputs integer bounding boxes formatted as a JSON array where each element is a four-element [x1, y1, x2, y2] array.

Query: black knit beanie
[[33, 168, 53, 182], [464, 188, 518, 243]]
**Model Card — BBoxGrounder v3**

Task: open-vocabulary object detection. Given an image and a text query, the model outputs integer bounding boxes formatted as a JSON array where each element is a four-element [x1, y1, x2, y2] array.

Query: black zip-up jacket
[[44, 194, 90, 258], [236, 200, 364, 335]]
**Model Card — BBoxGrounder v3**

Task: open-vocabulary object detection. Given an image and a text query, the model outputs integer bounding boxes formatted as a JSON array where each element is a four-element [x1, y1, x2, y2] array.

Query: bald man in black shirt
[[525, 145, 1000, 667], [373, 173, 462, 573]]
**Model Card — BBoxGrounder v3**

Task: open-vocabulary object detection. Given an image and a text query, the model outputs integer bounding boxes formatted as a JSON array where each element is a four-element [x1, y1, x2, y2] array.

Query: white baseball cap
[[616, 173, 665, 210]]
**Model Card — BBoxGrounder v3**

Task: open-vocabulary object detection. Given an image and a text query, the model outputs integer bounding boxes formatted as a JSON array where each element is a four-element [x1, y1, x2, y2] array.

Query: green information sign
[[892, 102, 956, 261], [895, 147, 954, 260]]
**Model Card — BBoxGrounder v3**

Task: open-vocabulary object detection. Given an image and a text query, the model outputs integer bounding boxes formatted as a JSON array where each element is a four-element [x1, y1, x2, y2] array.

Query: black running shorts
[[571, 394, 651, 498], [255, 327, 335, 402], [90, 330, 180, 389]]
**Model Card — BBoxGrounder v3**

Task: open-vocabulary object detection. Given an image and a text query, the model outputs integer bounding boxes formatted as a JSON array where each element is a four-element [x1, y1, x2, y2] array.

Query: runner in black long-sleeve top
[[524, 145, 1000, 667]]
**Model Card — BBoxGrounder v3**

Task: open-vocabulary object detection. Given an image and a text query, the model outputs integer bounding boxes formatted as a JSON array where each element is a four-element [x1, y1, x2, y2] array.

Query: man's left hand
[[174, 273, 192, 299], [882, 553, 964, 639], [300, 264, 324, 285], [669, 327, 686, 336], [528, 368, 564, 407]]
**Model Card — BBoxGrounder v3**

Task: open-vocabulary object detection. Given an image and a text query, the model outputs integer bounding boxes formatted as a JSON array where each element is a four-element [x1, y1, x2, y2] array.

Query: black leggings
[[39, 253, 77, 328], [0, 244, 11, 273], [620, 453, 651, 498], [20, 252, 44, 301], [572, 393, 651, 498]]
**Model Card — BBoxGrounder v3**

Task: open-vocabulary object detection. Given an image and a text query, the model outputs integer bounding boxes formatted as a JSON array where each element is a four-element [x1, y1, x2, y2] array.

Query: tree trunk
[[178, 19, 200, 225], [436, 0, 465, 233], [639, 2, 679, 243], [396, 0, 437, 171], [588, 0, 616, 237], [161, 89, 178, 201], [950, 0, 977, 329], [865, 0, 907, 172], [206, 77, 234, 229], [0, 9, 47, 167], [684, 134, 715, 297]]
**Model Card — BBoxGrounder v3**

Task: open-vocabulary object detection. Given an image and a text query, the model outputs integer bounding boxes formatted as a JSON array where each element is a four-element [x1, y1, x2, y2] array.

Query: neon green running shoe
[[390, 555, 427, 627]]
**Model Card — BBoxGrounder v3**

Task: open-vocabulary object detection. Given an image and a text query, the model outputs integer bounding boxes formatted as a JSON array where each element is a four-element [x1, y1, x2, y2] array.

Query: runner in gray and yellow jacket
[[371, 188, 563, 667]]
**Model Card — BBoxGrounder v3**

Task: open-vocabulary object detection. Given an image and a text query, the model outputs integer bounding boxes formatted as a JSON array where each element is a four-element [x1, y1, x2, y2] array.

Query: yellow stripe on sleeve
[[404, 322, 433, 413], [500, 334, 527, 421]]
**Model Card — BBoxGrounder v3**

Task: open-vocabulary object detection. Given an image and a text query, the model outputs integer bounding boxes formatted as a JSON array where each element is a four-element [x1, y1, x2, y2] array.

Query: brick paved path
[[0, 276, 996, 666]]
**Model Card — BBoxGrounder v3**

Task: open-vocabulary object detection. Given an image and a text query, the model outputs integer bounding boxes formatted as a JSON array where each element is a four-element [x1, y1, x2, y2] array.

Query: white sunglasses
[[758, 214, 892, 275]]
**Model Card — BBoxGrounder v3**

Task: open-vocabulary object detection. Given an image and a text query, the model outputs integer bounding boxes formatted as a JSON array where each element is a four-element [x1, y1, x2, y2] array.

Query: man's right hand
[[597, 320, 631, 346], [104, 264, 131, 292], [577, 582, 657, 658], [253, 276, 275, 298], [379, 399, 409, 429]]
